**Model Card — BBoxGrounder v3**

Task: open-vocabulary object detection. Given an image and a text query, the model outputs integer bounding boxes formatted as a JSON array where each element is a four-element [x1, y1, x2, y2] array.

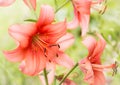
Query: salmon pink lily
[[67, 0, 105, 36], [79, 34, 117, 85], [3, 5, 74, 76]]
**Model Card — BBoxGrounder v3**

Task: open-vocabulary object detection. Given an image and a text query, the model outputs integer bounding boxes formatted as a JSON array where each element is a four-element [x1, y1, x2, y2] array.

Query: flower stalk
[[55, 0, 71, 13], [59, 63, 78, 85], [44, 68, 49, 85]]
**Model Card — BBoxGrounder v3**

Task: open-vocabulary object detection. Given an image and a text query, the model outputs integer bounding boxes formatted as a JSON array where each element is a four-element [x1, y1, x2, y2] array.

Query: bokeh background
[[0, 0, 120, 85]]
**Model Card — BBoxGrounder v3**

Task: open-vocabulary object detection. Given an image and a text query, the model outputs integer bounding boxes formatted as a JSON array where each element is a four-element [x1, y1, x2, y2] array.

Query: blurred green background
[[0, 0, 120, 85]]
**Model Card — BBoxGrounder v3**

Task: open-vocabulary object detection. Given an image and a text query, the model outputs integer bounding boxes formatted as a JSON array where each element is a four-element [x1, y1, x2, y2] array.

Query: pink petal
[[90, 34, 106, 64], [39, 21, 66, 43], [79, 14, 90, 36], [55, 51, 74, 68], [92, 0, 104, 4], [23, 0, 36, 10], [91, 70, 106, 85], [79, 58, 94, 84], [57, 33, 75, 51], [37, 5, 54, 27], [82, 36, 97, 57], [19, 49, 46, 76], [9, 23, 36, 48], [73, 0, 91, 14], [0, 0, 15, 6], [3, 45, 25, 62], [39, 62, 55, 85], [72, 0, 91, 36], [67, 8, 79, 29]]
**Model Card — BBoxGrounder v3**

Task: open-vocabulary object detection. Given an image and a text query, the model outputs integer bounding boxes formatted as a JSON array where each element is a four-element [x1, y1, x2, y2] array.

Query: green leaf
[[24, 19, 37, 22]]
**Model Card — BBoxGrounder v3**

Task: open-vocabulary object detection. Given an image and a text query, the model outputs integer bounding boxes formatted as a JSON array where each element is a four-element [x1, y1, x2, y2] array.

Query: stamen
[[99, 5, 107, 15], [32, 34, 59, 62], [91, 0, 107, 15], [44, 48, 47, 57], [112, 61, 118, 76], [92, 64, 115, 69], [44, 55, 47, 58], [58, 44, 60, 48], [44, 48, 47, 53], [56, 54, 59, 57], [49, 44, 60, 48], [49, 60, 51, 62]]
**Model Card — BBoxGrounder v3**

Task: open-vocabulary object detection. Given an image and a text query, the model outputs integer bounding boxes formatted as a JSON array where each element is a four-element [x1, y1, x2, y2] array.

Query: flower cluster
[[1, 0, 117, 85]]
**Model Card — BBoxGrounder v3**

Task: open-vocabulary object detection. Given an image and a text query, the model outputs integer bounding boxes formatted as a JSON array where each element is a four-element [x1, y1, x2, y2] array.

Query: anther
[[44, 48, 46, 53], [112, 61, 118, 76], [49, 44, 60, 48], [44, 48, 47, 57], [56, 54, 59, 57], [44, 54, 47, 58], [58, 44, 60, 48], [99, 5, 107, 15], [49, 60, 51, 62]]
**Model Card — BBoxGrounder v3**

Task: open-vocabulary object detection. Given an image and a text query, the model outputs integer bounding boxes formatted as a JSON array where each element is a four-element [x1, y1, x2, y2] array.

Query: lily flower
[[23, 0, 36, 10], [79, 34, 117, 85], [3, 5, 74, 76], [67, 0, 105, 36], [0, 0, 15, 6]]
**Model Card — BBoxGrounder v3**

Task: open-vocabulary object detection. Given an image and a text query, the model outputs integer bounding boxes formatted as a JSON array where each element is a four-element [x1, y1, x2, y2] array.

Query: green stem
[[54, 0, 58, 10], [55, 0, 71, 13], [54, 76, 56, 85], [59, 63, 78, 85], [44, 68, 49, 85]]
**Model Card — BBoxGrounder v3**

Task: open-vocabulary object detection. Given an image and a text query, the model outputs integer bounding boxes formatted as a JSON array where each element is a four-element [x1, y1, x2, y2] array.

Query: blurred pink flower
[[0, 0, 15, 6], [79, 34, 116, 85], [23, 0, 36, 10], [67, 0, 104, 36], [3, 5, 74, 76]]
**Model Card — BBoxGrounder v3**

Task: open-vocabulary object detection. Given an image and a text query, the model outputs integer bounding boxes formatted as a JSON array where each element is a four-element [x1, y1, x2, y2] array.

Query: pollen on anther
[[58, 44, 60, 48], [44, 48, 47, 57], [49, 60, 51, 62], [56, 54, 59, 57], [44, 48, 47, 53], [112, 61, 118, 76]]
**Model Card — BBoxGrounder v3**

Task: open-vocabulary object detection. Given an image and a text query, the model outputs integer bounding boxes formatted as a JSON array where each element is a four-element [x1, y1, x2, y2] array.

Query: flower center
[[32, 34, 60, 62]]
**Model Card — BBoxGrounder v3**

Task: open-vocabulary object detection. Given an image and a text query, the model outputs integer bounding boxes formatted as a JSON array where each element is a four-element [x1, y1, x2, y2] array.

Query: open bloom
[[67, 0, 105, 36], [0, 0, 15, 6], [79, 34, 116, 85], [3, 5, 74, 76]]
